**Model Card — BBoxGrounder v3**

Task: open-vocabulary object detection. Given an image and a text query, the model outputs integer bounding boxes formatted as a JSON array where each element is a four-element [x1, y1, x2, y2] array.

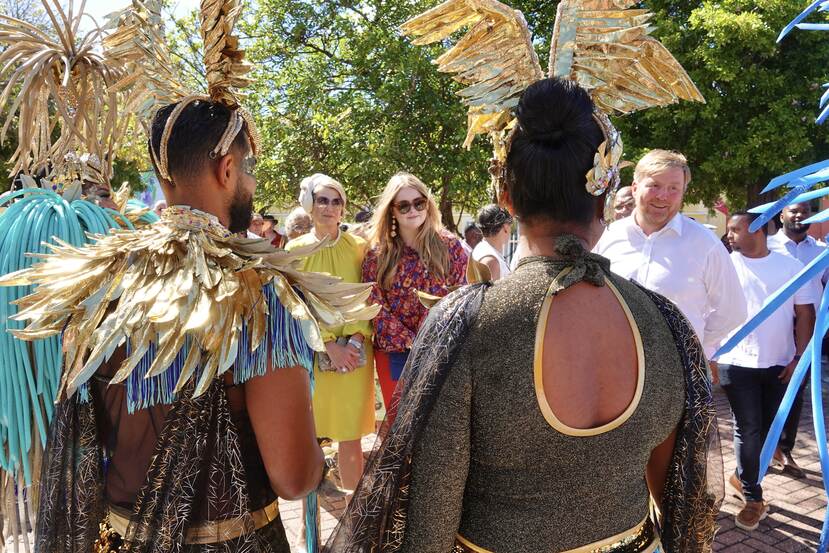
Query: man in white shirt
[[718, 211, 815, 530], [768, 202, 828, 284], [767, 201, 827, 477], [594, 149, 747, 369]]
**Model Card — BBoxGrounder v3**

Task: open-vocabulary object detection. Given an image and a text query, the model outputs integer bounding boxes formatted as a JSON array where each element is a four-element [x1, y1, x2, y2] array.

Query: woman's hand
[[326, 341, 360, 372]]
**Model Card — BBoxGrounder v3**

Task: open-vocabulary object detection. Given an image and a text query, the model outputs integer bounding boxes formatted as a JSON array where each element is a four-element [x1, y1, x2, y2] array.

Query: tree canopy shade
[[1, 0, 828, 211], [614, 0, 829, 209], [242, 0, 492, 228], [241, 0, 829, 218]]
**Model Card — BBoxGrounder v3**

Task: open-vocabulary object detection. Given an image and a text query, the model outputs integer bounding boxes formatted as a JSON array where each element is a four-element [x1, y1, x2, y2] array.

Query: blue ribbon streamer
[[748, 182, 812, 232], [810, 286, 829, 553], [761, 159, 829, 194], [749, 187, 829, 214], [778, 0, 828, 42], [714, 249, 829, 358]]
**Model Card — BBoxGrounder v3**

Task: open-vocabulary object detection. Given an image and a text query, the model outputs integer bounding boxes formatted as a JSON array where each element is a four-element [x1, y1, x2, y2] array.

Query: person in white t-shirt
[[718, 211, 816, 531], [594, 149, 747, 371], [472, 204, 513, 280], [767, 201, 828, 477]]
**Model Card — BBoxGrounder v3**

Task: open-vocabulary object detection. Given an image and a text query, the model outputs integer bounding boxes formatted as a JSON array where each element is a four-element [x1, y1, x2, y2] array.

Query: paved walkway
[[282, 384, 829, 552], [714, 384, 826, 552]]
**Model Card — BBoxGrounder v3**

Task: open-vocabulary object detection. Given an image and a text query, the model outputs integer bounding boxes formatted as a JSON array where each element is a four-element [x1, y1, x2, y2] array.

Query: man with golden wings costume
[[0, 0, 378, 551]]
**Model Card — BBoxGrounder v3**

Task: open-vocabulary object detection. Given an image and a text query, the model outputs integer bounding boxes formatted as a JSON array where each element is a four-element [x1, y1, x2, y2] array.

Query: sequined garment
[[327, 237, 721, 553], [636, 287, 723, 553], [35, 379, 292, 553]]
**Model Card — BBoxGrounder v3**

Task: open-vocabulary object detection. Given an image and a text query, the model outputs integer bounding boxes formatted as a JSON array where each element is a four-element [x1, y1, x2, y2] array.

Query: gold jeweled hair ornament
[[402, 0, 705, 201]]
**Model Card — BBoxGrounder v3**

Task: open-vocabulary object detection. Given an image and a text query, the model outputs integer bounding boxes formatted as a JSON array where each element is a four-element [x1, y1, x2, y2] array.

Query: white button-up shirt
[[595, 214, 746, 358], [768, 230, 829, 289]]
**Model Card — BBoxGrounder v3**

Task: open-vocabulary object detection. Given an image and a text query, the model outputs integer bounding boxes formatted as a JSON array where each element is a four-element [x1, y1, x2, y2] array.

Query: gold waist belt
[[107, 500, 280, 545], [453, 516, 660, 553]]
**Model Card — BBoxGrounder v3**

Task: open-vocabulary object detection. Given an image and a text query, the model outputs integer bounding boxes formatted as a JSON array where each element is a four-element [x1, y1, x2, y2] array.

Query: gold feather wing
[[549, 0, 704, 114], [401, 0, 544, 148], [0, 208, 380, 404], [103, 0, 187, 122], [200, 0, 254, 108]]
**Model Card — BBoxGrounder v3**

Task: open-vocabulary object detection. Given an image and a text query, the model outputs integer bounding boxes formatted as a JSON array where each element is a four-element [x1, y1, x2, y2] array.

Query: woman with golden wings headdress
[[0, 0, 378, 552], [326, 2, 720, 553]]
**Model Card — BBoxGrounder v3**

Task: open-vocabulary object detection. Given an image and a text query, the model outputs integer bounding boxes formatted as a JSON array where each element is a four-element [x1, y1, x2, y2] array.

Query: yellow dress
[[285, 230, 375, 441]]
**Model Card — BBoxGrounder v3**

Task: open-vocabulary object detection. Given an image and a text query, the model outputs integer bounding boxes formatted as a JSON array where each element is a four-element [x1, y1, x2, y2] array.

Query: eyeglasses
[[241, 156, 257, 175], [314, 196, 344, 208], [394, 197, 428, 214]]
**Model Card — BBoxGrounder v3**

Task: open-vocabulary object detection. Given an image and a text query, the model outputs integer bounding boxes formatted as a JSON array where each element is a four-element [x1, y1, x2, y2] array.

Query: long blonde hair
[[368, 172, 450, 289]]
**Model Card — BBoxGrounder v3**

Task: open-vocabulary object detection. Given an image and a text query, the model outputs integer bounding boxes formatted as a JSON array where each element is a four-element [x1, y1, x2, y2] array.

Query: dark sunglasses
[[314, 196, 344, 207], [394, 197, 428, 214]]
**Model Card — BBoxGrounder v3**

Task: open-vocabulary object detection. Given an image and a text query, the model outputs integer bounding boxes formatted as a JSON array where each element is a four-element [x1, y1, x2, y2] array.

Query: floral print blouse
[[362, 231, 468, 352]]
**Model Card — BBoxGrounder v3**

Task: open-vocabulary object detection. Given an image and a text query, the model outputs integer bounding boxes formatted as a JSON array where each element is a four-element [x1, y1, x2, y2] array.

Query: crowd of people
[[3, 79, 820, 553], [596, 151, 823, 532], [245, 116, 827, 543], [5, 0, 824, 548]]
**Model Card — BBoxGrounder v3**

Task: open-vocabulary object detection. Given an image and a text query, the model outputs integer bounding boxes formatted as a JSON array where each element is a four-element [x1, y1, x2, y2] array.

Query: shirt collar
[[631, 212, 683, 238], [773, 229, 815, 247]]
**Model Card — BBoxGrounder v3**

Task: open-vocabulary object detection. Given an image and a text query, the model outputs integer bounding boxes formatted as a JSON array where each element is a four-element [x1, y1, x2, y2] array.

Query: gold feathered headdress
[[401, 0, 705, 200], [0, 0, 188, 197], [0, 0, 129, 186]]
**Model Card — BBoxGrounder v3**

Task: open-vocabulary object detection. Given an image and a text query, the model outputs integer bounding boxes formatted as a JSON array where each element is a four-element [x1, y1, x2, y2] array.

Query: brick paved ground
[[282, 384, 829, 553], [714, 383, 826, 553]]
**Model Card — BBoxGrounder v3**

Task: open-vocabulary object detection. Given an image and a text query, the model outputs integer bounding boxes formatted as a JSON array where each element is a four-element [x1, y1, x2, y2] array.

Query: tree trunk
[[438, 174, 457, 233], [746, 180, 781, 232], [746, 180, 770, 208]]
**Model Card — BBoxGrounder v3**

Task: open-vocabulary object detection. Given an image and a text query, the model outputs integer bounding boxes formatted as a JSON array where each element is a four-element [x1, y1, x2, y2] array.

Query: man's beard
[[228, 182, 253, 234], [784, 219, 811, 234]]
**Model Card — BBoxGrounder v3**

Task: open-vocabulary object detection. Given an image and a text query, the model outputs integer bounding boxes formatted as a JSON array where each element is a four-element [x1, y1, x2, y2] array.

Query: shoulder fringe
[[0, 212, 380, 410]]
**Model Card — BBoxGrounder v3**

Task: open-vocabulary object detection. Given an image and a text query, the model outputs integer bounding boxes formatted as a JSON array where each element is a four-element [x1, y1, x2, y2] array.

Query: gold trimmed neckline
[[533, 277, 645, 437]]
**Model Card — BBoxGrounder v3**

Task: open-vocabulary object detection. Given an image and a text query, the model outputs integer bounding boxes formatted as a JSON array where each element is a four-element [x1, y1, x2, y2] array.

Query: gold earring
[[391, 217, 398, 238]]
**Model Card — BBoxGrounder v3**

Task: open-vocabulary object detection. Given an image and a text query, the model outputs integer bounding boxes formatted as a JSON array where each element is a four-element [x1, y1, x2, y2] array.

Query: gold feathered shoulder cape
[[0, 206, 380, 412]]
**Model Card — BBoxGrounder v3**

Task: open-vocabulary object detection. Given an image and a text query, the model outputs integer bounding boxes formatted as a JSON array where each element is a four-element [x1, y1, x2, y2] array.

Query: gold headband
[[152, 95, 262, 183]]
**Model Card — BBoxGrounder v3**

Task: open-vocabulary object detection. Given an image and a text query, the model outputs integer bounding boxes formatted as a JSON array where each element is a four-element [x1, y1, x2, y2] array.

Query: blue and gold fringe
[[123, 282, 314, 413]]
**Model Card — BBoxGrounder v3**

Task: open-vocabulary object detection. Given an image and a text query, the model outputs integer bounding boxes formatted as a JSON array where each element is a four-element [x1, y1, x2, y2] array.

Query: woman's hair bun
[[505, 78, 604, 225], [526, 128, 565, 146], [516, 79, 590, 148]]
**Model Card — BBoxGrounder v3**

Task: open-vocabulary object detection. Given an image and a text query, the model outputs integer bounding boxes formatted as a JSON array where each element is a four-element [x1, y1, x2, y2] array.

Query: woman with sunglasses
[[362, 172, 468, 422], [285, 173, 375, 493], [472, 204, 514, 280]]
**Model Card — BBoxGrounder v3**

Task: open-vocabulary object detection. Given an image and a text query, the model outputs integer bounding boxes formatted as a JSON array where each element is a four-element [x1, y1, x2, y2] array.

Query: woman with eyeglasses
[[285, 173, 375, 492], [472, 204, 514, 280], [362, 172, 468, 422]]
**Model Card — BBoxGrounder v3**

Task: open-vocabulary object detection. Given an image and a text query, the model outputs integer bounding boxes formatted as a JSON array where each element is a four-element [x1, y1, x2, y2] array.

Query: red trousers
[[375, 350, 400, 427]]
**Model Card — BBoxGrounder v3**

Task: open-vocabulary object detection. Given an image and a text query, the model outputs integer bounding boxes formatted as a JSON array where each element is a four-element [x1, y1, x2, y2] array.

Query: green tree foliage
[[614, 0, 829, 209], [243, 0, 492, 228], [243, 0, 829, 216]]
